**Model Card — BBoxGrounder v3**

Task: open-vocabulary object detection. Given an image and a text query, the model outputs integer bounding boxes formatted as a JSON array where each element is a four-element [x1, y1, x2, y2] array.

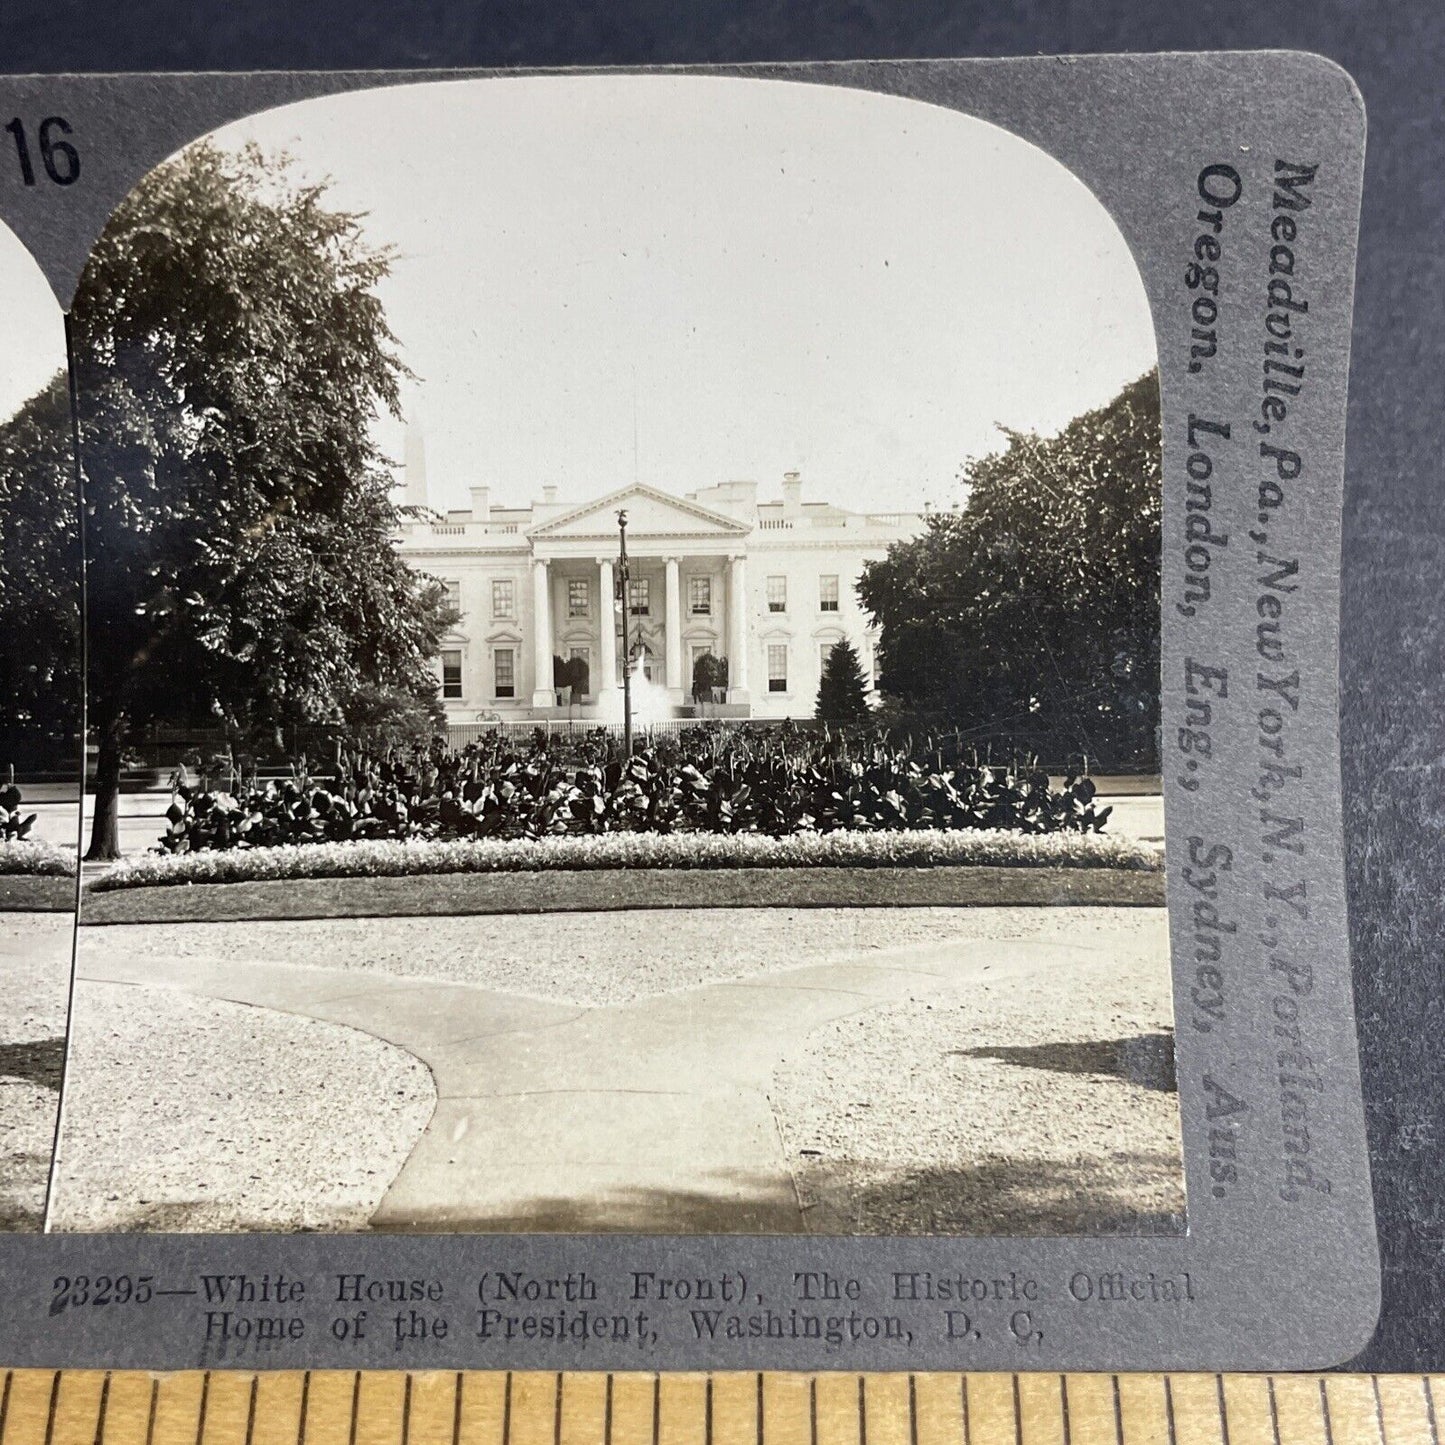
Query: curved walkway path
[[51, 982, 434, 1232], [65, 909, 1177, 1233]]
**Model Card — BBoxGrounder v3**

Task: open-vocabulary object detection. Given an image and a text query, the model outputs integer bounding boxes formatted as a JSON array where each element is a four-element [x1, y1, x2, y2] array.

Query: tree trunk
[[85, 720, 124, 861]]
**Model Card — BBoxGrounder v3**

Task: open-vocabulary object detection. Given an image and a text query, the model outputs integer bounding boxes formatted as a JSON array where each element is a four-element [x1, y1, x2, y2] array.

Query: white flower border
[[90, 826, 1161, 892], [0, 838, 78, 877]]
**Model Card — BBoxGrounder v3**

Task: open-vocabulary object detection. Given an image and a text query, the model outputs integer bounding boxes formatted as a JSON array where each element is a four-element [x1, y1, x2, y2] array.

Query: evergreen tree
[[815, 638, 872, 722]]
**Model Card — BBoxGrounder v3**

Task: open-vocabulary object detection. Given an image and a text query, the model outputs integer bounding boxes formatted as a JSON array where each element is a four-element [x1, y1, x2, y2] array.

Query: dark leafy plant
[[155, 723, 1113, 855], [0, 782, 38, 840]]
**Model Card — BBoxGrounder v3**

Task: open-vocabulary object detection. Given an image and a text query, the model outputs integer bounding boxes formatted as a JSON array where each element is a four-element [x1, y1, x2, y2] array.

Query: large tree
[[859, 371, 1162, 770], [71, 140, 452, 857], [0, 374, 82, 760]]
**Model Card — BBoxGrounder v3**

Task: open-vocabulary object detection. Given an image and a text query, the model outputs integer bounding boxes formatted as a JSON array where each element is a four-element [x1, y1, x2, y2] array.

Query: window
[[567, 578, 590, 618], [768, 644, 788, 694], [441, 649, 463, 700], [491, 579, 515, 619], [767, 576, 787, 613], [442, 578, 462, 614], [628, 578, 651, 616], [819, 575, 840, 612], [494, 648, 515, 698], [820, 642, 835, 675], [689, 576, 712, 615]]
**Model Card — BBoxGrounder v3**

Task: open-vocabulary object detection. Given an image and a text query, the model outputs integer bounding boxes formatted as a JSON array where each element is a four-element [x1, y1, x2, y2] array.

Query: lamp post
[[617, 509, 633, 757]]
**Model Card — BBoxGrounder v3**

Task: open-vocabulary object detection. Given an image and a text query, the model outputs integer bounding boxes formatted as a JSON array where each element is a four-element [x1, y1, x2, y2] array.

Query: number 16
[[5, 116, 80, 186]]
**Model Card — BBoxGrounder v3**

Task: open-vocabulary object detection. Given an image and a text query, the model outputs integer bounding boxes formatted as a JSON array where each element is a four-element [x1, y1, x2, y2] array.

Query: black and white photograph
[[0, 218, 81, 1231], [24, 73, 1180, 1236]]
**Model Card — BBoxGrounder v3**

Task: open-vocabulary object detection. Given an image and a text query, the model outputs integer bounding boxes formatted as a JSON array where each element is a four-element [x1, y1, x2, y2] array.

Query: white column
[[530, 557, 554, 708], [728, 554, 750, 704], [664, 556, 683, 704], [597, 556, 618, 702]]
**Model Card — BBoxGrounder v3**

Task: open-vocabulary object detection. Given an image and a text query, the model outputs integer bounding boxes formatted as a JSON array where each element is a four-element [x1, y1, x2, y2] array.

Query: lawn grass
[[80, 863, 1164, 924], [0, 839, 78, 911], [0, 875, 77, 912]]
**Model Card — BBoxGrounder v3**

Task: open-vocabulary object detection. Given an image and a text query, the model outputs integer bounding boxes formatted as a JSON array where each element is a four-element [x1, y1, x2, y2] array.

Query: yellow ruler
[[0, 1373, 1439, 1445]]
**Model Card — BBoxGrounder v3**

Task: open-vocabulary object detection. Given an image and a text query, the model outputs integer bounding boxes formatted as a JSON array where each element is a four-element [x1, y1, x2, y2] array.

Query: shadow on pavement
[[791, 1149, 1187, 1237], [63, 1147, 1188, 1236], [0, 1037, 65, 1230], [374, 1150, 1183, 1237], [953, 1031, 1177, 1093], [369, 1152, 1185, 1236], [0, 1035, 66, 1091]]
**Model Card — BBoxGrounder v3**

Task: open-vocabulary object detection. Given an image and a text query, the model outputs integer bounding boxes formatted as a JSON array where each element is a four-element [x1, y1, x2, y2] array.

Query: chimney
[[781, 470, 803, 518], [469, 484, 490, 524], [543, 484, 559, 506], [731, 480, 759, 521], [403, 418, 428, 509]]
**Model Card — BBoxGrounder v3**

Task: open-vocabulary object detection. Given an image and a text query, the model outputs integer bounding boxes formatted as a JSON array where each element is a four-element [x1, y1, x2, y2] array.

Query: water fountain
[[596, 654, 676, 727]]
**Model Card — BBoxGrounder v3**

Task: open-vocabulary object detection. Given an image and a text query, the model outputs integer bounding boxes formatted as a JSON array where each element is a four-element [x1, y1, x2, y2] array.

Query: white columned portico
[[530, 557, 554, 708], [664, 557, 683, 704], [597, 556, 618, 702], [728, 553, 750, 703]]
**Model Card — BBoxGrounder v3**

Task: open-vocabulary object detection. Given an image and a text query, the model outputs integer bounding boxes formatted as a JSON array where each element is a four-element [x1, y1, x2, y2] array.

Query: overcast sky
[[0, 74, 1156, 515], [0, 223, 66, 420]]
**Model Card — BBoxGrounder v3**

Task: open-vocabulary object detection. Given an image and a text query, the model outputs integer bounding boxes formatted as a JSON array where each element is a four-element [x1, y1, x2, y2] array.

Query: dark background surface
[[1, 0, 1440, 1371]]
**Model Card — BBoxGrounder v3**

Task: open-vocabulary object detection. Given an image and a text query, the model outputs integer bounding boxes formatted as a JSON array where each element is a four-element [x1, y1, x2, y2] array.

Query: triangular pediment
[[529, 484, 749, 541]]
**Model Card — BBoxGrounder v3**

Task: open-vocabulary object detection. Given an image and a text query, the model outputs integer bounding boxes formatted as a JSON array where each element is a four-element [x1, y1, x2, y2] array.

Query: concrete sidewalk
[[0, 913, 73, 1230], [67, 915, 1174, 1233]]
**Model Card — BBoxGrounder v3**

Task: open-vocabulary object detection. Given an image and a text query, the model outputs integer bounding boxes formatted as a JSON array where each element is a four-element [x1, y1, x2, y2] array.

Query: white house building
[[395, 441, 925, 725]]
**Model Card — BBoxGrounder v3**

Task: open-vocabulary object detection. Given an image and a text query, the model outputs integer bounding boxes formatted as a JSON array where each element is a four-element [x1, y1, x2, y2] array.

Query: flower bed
[[0, 838, 77, 877], [152, 726, 1122, 856], [90, 826, 1160, 892]]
